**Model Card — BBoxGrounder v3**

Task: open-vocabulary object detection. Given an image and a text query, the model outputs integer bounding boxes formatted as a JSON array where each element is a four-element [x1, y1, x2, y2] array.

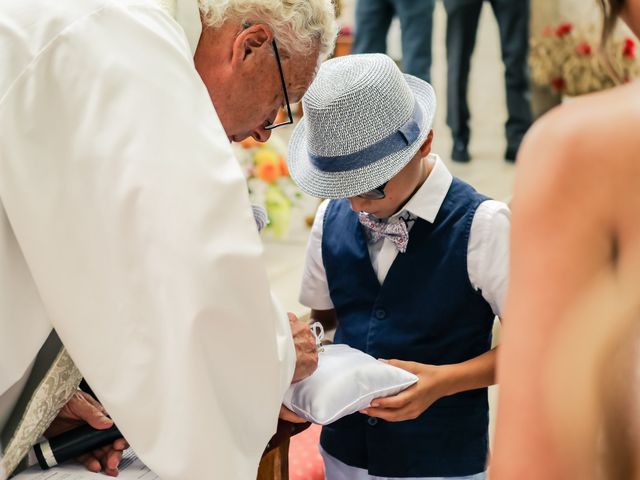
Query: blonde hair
[[198, 0, 338, 60]]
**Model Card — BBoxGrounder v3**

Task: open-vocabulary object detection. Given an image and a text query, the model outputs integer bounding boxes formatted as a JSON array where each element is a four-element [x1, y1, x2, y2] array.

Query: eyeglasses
[[265, 39, 294, 130], [357, 181, 389, 200]]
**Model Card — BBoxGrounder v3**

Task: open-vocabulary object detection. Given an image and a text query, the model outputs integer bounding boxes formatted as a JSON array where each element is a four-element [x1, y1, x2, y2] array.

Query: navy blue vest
[[320, 178, 495, 478]]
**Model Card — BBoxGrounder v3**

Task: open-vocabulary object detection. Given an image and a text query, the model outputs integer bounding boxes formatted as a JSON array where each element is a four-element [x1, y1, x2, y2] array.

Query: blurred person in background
[[352, 0, 435, 82], [444, 0, 532, 162]]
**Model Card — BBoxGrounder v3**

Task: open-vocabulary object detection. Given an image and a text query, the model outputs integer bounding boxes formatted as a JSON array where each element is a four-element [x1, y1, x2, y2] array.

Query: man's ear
[[419, 130, 434, 156], [231, 24, 273, 66]]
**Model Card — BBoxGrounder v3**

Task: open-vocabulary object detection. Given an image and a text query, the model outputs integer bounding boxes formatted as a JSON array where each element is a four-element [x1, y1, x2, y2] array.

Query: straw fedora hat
[[288, 53, 436, 199]]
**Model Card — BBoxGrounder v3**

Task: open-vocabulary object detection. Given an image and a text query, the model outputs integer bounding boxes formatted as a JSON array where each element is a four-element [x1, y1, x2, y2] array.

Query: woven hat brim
[[287, 75, 436, 199]]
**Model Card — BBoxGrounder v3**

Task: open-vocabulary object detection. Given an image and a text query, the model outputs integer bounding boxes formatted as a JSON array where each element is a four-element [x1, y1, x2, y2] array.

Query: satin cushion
[[283, 344, 418, 425]]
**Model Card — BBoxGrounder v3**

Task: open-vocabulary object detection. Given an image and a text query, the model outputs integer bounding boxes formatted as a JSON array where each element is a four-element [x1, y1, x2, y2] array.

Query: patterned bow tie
[[358, 213, 410, 253]]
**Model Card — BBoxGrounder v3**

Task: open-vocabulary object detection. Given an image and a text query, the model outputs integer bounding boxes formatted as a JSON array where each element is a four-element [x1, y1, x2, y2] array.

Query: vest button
[[367, 417, 378, 426], [375, 308, 386, 319]]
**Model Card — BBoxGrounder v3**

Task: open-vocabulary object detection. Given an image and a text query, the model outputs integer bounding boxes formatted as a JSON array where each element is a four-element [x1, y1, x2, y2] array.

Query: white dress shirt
[[300, 154, 510, 317], [0, 1, 294, 479]]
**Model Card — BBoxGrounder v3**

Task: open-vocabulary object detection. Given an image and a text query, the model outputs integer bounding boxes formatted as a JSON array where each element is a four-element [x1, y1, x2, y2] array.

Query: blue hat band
[[307, 102, 424, 174]]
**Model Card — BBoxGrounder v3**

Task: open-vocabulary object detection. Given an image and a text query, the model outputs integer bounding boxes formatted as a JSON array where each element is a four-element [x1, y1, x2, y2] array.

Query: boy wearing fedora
[[288, 54, 510, 480]]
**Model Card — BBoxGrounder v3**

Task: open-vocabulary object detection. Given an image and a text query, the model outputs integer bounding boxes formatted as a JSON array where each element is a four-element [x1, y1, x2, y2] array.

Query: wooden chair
[[257, 440, 289, 480], [256, 421, 311, 480]]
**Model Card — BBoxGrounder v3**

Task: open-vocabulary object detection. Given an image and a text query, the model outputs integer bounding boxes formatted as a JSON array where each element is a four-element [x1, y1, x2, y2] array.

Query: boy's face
[[348, 133, 433, 219]]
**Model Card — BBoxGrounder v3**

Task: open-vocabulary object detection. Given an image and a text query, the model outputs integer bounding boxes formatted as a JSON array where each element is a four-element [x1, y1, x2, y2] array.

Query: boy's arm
[[438, 347, 497, 393], [361, 348, 497, 422]]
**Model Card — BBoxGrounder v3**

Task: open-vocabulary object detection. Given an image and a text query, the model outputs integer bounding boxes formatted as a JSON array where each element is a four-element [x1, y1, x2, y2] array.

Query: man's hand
[[288, 312, 318, 383], [278, 405, 307, 424], [360, 360, 449, 422], [45, 391, 128, 477]]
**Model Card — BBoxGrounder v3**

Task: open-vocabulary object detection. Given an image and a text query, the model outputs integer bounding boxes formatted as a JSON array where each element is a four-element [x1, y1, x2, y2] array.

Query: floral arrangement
[[529, 22, 640, 96], [232, 136, 302, 238]]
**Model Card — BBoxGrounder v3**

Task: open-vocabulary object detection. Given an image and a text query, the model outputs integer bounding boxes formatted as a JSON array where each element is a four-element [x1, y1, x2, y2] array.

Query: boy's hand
[[360, 360, 450, 422]]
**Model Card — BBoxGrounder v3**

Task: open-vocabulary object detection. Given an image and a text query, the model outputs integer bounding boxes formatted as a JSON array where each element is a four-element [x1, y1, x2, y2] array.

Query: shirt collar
[[175, 0, 202, 55], [393, 153, 453, 223]]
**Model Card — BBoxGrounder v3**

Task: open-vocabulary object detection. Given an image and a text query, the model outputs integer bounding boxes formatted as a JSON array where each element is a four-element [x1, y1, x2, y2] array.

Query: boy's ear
[[418, 130, 434, 156], [231, 24, 272, 66]]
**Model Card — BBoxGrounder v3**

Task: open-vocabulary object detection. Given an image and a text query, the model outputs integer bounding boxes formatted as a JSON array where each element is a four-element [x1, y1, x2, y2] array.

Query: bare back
[[491, 81, 640, 479]]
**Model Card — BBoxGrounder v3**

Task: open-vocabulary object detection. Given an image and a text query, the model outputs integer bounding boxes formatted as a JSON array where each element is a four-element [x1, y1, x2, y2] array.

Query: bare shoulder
[[515, 82, 640, 206]]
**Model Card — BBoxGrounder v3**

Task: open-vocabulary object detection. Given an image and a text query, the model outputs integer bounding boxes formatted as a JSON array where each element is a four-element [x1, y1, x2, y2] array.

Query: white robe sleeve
[[0, 4, 294, 479]]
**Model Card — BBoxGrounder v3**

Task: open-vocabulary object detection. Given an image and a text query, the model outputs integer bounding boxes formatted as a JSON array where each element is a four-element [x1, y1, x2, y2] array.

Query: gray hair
[[198, 0, 338, 60]]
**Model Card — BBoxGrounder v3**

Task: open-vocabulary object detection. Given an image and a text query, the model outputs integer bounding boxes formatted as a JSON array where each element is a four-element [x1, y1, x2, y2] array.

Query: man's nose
[[251, 127, 272, 143]]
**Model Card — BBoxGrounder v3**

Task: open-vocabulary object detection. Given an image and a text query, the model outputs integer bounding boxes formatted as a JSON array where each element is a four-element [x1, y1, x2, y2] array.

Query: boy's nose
[[348, 197, 367, 212]]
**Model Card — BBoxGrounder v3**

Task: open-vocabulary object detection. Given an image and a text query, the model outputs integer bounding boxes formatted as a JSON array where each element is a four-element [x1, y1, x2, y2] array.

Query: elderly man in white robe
[[0, 0, 337, 478]]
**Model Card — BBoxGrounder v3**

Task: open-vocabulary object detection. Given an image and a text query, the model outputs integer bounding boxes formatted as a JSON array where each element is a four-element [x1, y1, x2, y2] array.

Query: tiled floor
[[264, 1, 515, 444]]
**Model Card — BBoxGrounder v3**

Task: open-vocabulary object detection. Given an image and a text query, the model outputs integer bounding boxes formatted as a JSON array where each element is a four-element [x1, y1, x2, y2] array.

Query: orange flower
[[255, 153, 281, 183], [256, 161, 280, 183], [278, 155, 289, 177]]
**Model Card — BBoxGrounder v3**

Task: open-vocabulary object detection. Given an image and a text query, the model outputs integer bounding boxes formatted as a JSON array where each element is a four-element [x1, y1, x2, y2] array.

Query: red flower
[[623, 37, 636, 59], [338, 25, 353, 37], [551, 77, 566, 92], [555, 22, 574, 38], [575, 42, 593, 56]]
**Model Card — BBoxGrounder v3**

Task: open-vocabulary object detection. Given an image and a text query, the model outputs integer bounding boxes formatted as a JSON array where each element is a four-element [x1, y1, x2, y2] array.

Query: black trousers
[[353, 0, 436, 82], [444, 0, 532, 149]]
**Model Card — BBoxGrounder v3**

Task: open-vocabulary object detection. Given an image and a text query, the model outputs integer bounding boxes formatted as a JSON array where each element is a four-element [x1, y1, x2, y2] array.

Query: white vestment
[[0, 0, 296, 478]]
